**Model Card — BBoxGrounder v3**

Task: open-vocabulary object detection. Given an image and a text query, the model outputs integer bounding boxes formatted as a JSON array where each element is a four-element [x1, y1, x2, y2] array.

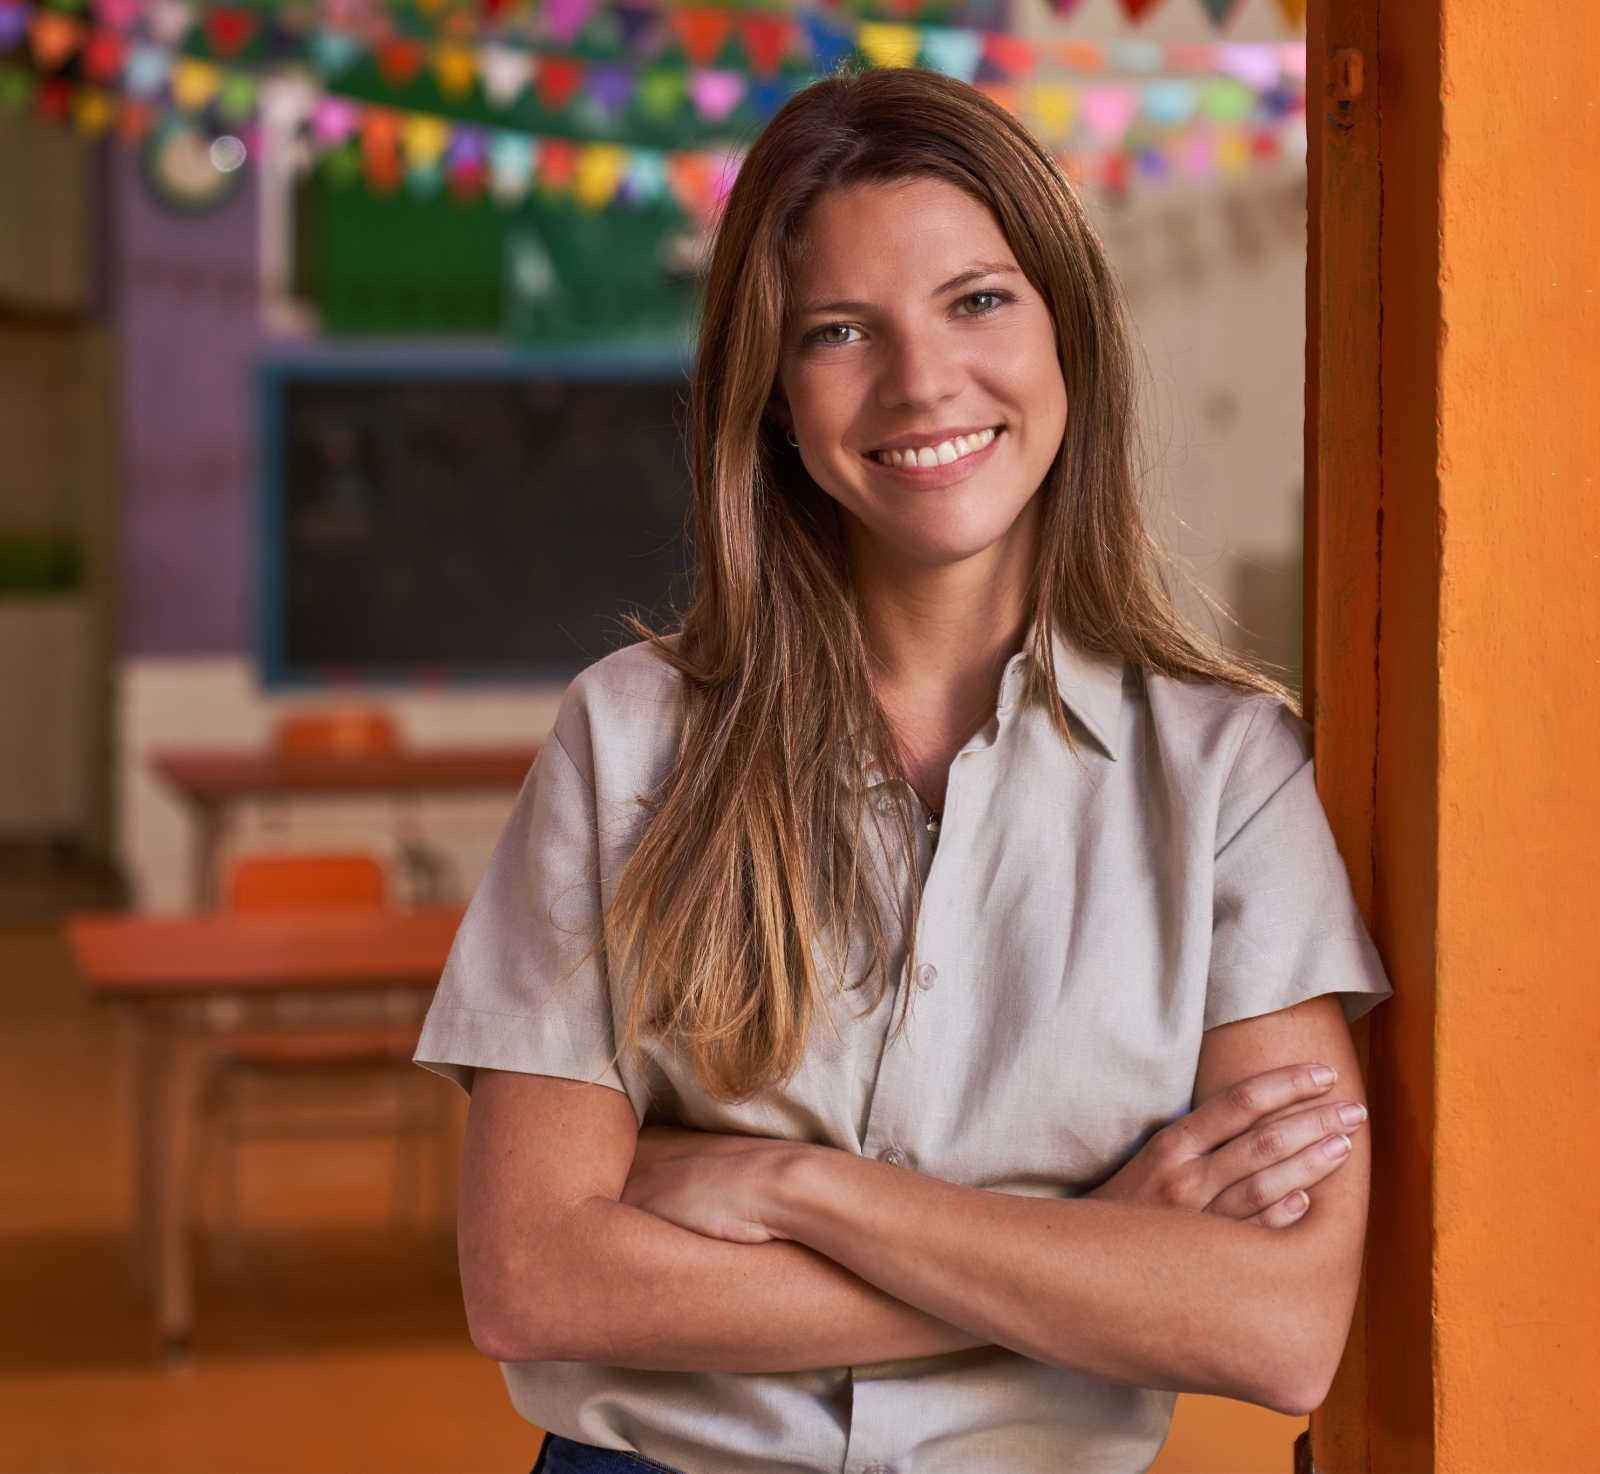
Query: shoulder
[[550, 635, 689, 789], [1137, 669, 1311, 842]]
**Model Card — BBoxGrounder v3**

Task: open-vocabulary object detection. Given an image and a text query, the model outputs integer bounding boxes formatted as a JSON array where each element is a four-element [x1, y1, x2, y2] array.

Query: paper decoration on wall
[[1, 0, 1309, 212]]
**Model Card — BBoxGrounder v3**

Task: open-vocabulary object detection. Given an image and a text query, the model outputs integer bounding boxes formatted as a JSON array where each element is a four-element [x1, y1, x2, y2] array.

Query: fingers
[[1166, 1062, 1340, 1159], [1203, 1099, 1369, 1219], [1245, 1191, 1312, 1229]]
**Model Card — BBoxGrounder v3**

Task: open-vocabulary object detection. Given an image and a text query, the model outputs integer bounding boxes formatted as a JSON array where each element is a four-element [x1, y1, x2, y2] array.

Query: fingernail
[[1339, 1103, 1369, 1126], [1287, 1191, 1309, 1213], [1323, 1134, 1352, 1159], [1311, 1065, 1337, 1086]]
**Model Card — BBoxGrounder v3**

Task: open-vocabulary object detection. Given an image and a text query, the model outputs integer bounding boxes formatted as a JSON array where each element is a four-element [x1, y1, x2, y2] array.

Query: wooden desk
[[68, 906, 464, 1352], [150, 745, 537, 907]]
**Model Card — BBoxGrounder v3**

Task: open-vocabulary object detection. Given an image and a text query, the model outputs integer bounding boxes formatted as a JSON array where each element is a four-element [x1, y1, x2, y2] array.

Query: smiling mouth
[[865, 426, 1005, 471]]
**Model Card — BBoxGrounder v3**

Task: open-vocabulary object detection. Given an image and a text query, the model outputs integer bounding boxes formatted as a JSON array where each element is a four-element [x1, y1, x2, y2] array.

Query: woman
[[415, 66, 1391, 1474]]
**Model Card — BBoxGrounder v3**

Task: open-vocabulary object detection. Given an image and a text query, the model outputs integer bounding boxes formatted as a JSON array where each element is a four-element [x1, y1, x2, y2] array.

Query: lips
[[861, 425, 1006, 484]]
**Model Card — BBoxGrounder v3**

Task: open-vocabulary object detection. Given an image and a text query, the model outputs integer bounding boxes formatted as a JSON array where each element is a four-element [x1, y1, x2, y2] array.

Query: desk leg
[[193, 804, 221, 911], [147, 1013, 208, 1352], [125, 1008, 154, 1294]]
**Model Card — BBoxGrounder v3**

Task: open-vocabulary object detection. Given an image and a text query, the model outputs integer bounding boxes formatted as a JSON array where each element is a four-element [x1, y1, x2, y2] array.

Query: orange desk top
[[67, 906, 465, 997], [150, 746, 539, 802]]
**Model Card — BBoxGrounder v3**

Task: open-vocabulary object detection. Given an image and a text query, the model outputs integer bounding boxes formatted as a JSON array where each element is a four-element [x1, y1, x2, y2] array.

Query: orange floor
[[0, 921, 1305, 1473]]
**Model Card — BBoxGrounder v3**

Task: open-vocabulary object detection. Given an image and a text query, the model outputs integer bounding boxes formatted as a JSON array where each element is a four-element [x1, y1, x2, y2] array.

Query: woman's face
[[773, 175, 1068, 576]]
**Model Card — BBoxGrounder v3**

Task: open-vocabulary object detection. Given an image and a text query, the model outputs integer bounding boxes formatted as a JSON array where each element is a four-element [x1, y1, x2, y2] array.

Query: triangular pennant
[[403, 111, 449, 167], [92, 0, 140, 31], [116, 96, 156, 142], [376, 38, 426, 88], [542, 0, 596, 46], [575, 142, 628, 209], [1027, 82, 1075, 141], [0, 3, 27, 52], [856, 22, 918, 70], [1080, 83, 1139, 141], [981, 33, 1036, 80], [360, 107, 402, 154], [583, 61, 634, 122], [487, 131, 534, 207], [1273, 0, 1307, 30], [170, 57, 220, 111], [310, 30, 360, 77], [671, 8, 733, 67], [536, 55, 584, 112], [81, 28, 126, 84], [479, 44, 529, 107], [312, 95, 358, 146], [1216, 42, 1279, 88], [919, 27, 982, 82], [666, 151, 713, 219], [216, 70, 256, 122], [622, 147, 666, 204], [1048, 40, 1104, 71], [613, 2, 657, 53], [148, 0, 191, 48], [687, 68, 745, 123], [1047, 0, 1088, 15], [73, 87, 115, 136], [1142, 78, 1198, 126], [28, 11, 86, 72], [637, 65, 684, 120], [203, 7, 257, 59], [738, 15, 792, 77], [1197, 0, 1243, 27], [978, 82, 1020, 116], [799, 13, 854, 74], [123, 42, 170, 97], [745, 75, 787, 119], [433, 41, 476, 99], [1117, 0, 1163, 23], [537, 136, 578, 190]]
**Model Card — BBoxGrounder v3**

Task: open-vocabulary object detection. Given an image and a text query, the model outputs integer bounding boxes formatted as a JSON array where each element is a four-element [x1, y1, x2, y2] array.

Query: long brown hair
[[597, 65, 1299, 1104]]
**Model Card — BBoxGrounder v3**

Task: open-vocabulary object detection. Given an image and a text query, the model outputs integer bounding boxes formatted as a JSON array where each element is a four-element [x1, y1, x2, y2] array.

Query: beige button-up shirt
[[414, 629, 1393, 1474]]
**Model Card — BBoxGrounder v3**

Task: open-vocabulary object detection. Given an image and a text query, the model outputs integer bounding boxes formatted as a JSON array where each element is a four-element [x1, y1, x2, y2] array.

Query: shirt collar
[[1004, 623, 1125, 762], [854, 622, 1125, 791]]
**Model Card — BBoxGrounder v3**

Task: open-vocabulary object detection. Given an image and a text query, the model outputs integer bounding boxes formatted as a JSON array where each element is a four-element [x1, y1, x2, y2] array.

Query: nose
[[876, 327, 964, 414]]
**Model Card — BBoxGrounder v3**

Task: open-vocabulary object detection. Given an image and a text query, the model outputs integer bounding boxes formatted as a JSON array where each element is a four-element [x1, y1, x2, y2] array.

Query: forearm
[[768, 1151, 1331, 1415], [520, 1194, 989, 1371]]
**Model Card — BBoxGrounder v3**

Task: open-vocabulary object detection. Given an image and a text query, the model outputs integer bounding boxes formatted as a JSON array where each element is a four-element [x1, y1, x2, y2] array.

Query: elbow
[[1256, 1316, 1348, 1418]]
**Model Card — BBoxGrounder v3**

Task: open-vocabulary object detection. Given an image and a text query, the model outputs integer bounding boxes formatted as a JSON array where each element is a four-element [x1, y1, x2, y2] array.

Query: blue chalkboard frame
[[255, 337, 696, 691]]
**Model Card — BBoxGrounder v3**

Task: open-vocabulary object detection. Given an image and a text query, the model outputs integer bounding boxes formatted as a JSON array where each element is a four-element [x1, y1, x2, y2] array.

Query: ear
[[765, 383, 792, 434]]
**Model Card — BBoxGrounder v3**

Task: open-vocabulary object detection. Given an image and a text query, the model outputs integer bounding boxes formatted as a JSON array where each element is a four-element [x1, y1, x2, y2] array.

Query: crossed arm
[[459, 994, 1370, 1417]]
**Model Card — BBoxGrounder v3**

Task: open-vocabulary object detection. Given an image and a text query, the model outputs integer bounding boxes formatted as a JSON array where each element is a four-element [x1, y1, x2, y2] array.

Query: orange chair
[[272, 707, 400, 759], [195, 852, 454, 1248], [264, 709, 452, 904]]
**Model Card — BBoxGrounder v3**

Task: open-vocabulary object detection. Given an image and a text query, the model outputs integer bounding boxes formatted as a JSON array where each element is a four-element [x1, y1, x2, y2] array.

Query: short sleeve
[[1204, 699, 1394, 1032], [411, 725, 636, 1117]]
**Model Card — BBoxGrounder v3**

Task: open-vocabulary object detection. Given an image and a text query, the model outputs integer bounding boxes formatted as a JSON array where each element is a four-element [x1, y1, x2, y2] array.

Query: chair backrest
[[226, 852, 387, 913], [273, 707, 400, 759]]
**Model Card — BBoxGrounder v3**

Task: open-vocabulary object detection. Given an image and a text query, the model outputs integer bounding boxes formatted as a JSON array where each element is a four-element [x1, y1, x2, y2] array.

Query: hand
[[1087, 1063, 1368, 1229], [619, 1125, 803, 1245]]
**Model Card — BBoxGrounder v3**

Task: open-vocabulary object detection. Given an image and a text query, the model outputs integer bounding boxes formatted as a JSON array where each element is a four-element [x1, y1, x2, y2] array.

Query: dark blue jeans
[[530, 1432, 689, 1474]]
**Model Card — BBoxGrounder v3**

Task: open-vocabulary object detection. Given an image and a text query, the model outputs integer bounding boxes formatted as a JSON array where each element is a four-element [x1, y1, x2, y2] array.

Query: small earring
[[785, 428, 799, 448]]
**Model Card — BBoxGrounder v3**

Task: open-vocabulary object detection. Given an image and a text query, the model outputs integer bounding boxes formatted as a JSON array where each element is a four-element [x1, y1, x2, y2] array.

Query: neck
[[847, 519, 1038, 758]]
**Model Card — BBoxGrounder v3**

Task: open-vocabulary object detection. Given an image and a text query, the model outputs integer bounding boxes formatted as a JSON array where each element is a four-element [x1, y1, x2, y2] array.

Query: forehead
[[788, 178, 1014, 293]]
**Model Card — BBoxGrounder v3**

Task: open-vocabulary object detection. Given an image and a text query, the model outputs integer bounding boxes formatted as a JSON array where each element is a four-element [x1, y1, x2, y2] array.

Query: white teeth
[[872, 426, 999, 469]]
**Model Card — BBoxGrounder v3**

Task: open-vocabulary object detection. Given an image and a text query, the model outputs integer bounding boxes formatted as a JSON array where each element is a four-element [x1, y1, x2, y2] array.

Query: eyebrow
[[794, 261, 1023, 318]]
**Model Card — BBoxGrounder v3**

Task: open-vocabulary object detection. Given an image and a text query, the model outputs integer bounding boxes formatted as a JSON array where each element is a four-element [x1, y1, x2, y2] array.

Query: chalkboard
[[258, 349, 697, 686]]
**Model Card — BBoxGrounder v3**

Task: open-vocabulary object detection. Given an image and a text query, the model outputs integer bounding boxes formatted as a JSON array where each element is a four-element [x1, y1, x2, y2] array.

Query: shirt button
[[878, 1146, 906, 1167], [915, 962, 938, 990]]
